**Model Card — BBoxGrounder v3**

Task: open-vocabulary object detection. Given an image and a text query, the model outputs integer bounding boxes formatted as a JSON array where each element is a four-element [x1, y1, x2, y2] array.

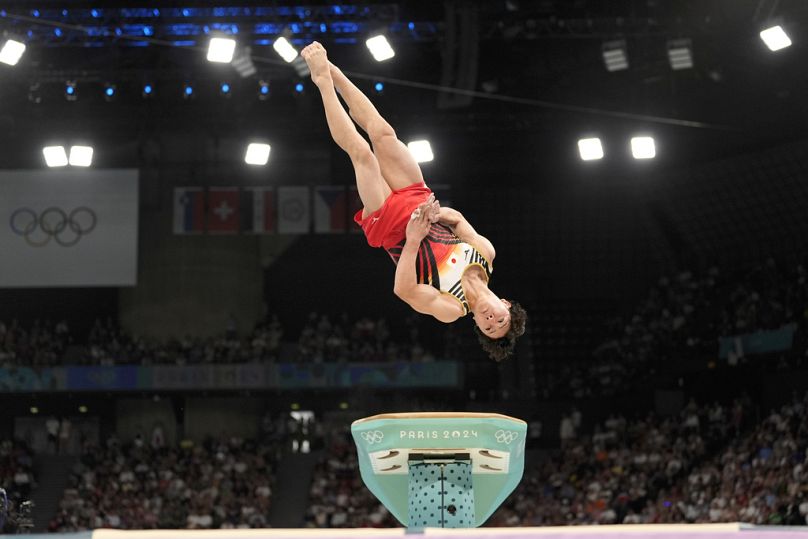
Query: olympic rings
[[360, 430, 385, 445], [9, 206, 97, 247], [494, 430, 519, 445]]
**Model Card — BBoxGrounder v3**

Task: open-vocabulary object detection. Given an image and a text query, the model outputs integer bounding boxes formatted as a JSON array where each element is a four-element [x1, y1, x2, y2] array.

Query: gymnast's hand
[[427, 196, 441, 223], [406, 197, 434, 243]]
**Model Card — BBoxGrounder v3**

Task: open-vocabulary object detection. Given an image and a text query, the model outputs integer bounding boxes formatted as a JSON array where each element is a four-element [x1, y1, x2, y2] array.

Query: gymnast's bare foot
[[301, 41, 331, 88]]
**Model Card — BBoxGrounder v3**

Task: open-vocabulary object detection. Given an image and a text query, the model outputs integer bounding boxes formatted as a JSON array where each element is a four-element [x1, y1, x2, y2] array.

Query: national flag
[[348, 186, 363, 233], [277, 186, 310, 234], [313, 186, 348, 233], [173, 187, 205, 234], [207, 187, 239, 234], [240, 187, 275, 234]]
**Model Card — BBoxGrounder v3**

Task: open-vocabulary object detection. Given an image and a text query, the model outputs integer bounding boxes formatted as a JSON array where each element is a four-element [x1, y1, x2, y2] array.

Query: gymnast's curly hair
[[473, 301, 528, 362]]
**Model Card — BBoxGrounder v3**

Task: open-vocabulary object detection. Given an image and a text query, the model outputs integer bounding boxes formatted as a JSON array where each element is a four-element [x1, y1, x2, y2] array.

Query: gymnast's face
[[473, 298, 512, 339]]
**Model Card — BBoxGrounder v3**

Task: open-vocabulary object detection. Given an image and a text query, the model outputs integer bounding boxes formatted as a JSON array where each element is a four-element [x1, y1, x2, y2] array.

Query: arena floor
[[17, 524, 808, 539]]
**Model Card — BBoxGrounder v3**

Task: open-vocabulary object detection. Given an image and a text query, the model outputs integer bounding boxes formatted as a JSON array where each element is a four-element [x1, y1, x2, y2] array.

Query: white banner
[[0, 169, 138, 287], [277, 186, 310, 234]]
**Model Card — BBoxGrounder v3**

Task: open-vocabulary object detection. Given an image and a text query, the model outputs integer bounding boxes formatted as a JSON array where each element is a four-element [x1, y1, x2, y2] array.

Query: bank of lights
[[0, 39, 26, 66], [577, 138, 604, 161], [760, 25, 792, 51], [245, 143, 271, 165], [631, 137, 656, 160], [207, 37, 236, 63], [366, 35, 395, 62], [407, 140, 433, 163], [273, 36, 298, 63], [43, 145, 94, 167]]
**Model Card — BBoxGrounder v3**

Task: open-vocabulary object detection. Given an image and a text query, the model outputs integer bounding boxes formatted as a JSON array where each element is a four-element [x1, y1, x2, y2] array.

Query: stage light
[[220, 82, 231, 97], [245, 142, 271, 165], [577, 138, 604, 161], [366, 34, 395, 61], [407, 140, 434, 163], [43, 146, 68, 167], [374, 82, 384, 93], [78, 405, 88, 413], [0, 39, 26, 66], [207, 36, 236, 63], [30, 406, 39, 414], [142, 83, 154, 97], [631, 136, 656, 159], [69, 146, 94, 167], [294, 82, 304, 94], [667, 38, 693, 70], [183, 83, 194, 99], [65, 80, 77, 101], [602, 39, 629, 72], [273, 36, 298, 62], [258, 80, 270, 100], [760, 25, 792, 51], [103, 83, 117, 101]]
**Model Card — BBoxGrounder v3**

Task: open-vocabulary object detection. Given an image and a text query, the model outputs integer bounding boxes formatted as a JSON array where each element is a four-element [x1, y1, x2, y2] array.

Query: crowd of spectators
[[296, 311, 434, 363], [304, 425, 396, 528], [0, 309, 441, 367], [662, 392, 808, 525], [0, 319, 71, 368], [534, 259, 808, 401], [49, 435, 278, 531], [0, 440, 36, 511], [489, 398, 748, 526]]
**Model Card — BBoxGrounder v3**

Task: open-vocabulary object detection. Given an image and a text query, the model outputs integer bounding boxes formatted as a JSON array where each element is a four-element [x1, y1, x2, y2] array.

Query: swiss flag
[[207, 187, 239, 233]]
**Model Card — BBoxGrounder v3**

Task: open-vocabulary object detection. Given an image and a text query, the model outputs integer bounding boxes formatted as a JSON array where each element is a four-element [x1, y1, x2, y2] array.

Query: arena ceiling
[[0, 0, 806, 168]]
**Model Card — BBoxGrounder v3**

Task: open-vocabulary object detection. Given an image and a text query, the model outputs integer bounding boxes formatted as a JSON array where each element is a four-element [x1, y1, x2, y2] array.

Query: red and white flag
[[207, 187, 239, 234]]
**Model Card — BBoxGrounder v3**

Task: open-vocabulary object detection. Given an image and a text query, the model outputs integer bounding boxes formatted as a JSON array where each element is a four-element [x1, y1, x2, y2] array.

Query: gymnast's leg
[[302, 42, 390, 217], [328, 63, 425, 192]]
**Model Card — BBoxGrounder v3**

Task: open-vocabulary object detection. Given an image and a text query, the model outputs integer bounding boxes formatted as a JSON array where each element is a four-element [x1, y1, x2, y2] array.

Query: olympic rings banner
[[0, 169, 138, 287]]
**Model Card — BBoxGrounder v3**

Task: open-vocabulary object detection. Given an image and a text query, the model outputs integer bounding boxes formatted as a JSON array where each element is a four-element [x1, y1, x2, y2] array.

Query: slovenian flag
[[173, 187, 205, 234], [240, 187, 275, 234], [314, 186, 347, 233]]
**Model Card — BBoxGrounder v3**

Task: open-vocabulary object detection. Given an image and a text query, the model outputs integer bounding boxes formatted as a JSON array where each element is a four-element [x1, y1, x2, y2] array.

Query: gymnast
[[301, 42, 527, 361]]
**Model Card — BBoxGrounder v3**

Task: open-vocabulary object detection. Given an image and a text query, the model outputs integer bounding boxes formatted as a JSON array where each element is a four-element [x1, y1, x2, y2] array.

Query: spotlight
[[182, 83, 194, 99], [65, 80, 77, 101], [294, 82, 304, 94], [760, 25, 792, 51], [103, 83, 117, 101], [43, 146, 68, 167], [69, 145, 93, 167], [273, 36, 298, 63], [602, 39, 629, 72], [78, 405, 88, 413], [407, 140, 434, 163], [374, 82, 384, 94], [220, 82, 232, 97], [258, 80, 270, 100], [30, 406, 39, 414], [366, 34, 395, 62], [207, 36, 236, 63], [142, 83, 154, 98], [577, 138, 604, 161], [631, 136, 656, 159], [0, 39, 26, 66], [245, 142, 271, 165], [667, 38, 693, 70]]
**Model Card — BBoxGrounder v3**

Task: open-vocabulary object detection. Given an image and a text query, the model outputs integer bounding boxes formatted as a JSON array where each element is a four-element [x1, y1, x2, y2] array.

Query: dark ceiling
[[0, 0, 806, 170]]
